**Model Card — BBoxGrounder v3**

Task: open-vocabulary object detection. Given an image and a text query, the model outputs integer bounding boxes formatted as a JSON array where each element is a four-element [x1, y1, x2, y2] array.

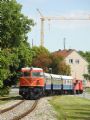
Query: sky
[[17, 0, 90, 52]]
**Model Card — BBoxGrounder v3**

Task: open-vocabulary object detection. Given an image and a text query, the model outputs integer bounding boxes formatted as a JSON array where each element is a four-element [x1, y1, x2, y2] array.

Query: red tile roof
[[53, 49, 75, 58]]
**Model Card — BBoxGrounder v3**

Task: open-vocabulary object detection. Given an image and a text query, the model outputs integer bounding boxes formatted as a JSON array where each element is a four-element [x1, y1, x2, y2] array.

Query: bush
[[0, 86, 10, 96]]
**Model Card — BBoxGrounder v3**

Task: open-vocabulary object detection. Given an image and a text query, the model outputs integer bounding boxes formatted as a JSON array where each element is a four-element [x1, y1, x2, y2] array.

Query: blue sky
[[17, 0, 90, 52]]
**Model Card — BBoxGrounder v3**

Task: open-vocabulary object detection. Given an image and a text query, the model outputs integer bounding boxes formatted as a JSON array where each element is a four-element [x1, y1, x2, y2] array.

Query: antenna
[[63, 37, 66, 50]]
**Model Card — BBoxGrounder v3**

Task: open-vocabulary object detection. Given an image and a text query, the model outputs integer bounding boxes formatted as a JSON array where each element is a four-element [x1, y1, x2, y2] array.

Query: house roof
[[53, 49, 88, 64], [53, 49, 75, 58]]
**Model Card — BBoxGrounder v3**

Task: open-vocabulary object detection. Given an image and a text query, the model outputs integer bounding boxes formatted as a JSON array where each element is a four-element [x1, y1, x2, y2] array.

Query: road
[[76, 92, 90, 99]]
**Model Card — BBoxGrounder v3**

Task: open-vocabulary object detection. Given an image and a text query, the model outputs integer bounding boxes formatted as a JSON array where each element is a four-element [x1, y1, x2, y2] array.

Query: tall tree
[[18, 41, 33, 68], [0, 0, 34, 95], [0, 0, 34, 49]]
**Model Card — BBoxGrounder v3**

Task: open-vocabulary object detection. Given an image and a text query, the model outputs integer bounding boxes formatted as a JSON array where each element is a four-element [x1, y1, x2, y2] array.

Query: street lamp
[[49, 68, 53, 94], [49, 68, 52, 74]]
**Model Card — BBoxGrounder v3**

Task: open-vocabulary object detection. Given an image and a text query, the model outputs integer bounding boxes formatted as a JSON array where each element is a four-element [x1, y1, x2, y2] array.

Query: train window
[[67, 80, 72, 85], [32, 72, 43, 77], [66, 80, 70, 85], [68, 80, 70, 84], [18, 72, 24, 77], [23, 72, 30, 77], [69, 80, 71, 84], [63, 80, 66, 84]]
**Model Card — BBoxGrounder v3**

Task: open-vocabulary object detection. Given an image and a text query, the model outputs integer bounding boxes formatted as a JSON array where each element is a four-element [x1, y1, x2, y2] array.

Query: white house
[[53, 49, 88, 80]]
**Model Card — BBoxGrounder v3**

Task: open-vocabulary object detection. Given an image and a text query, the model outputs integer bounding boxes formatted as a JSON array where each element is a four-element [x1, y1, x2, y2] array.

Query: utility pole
[[63, 37, 66, 50]]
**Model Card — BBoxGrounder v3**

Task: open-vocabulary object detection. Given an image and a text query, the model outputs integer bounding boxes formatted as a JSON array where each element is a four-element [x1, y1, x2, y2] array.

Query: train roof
[[61, 75, 73, 80], [21, 67, 43, 71], [44, 73, 73, 80], [50, 74, 61, 78], [44, 73, 52, 78]]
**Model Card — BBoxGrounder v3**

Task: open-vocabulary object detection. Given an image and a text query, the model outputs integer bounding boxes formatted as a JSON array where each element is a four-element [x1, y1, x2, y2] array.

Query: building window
[[69, 59, 73, 64], [75, 59, 79, 64]]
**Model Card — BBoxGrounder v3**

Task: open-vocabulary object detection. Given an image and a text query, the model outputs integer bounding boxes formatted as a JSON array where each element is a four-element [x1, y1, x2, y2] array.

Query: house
[[53, 49, 88, 80]]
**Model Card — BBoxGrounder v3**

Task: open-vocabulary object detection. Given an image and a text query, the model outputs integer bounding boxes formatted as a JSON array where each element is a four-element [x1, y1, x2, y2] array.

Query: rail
[[12, 100, 38, 120], [0, 100, 25, 114]]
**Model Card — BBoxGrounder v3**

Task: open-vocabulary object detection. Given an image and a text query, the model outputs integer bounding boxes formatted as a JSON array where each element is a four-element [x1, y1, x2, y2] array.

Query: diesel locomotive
[[19, 67, 83, 99]]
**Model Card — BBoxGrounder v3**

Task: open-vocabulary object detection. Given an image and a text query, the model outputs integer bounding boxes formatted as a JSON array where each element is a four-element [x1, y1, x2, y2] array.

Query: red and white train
[[19, 67, 83, 99]]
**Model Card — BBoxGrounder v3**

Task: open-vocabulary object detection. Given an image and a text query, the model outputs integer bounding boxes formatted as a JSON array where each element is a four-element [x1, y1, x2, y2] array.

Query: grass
[[0, 95, 21, 105], [49, 95, 90, 120]]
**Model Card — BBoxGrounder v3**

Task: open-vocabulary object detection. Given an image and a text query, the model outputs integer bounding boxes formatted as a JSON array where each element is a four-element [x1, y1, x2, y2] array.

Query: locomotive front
[[19, 67, 45, 99]]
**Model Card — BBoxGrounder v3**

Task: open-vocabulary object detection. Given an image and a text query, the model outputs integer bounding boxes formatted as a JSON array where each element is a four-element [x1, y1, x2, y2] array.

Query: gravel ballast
[[0, 97, 57, 120], [21, 97, 57, 120]]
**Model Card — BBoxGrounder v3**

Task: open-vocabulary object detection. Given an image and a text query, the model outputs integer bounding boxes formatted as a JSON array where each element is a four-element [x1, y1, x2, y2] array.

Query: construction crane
[[37, 9, 90, 46]]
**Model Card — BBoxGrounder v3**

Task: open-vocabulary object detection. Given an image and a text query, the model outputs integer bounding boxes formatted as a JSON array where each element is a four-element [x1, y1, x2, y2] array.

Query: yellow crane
[[37, 9, 90, 46]]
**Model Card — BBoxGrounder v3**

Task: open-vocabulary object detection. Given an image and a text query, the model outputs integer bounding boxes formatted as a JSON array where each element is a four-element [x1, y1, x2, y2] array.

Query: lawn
[[0, 95, 21, 105], [49, 95, 90, 120]]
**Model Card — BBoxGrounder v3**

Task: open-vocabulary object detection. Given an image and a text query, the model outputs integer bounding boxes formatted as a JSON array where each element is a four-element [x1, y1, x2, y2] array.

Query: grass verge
[[0, 95, 21, 105], [49, 95, 90, 120]]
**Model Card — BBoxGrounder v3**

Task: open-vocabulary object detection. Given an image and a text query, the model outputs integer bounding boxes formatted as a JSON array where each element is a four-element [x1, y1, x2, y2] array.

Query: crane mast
[[37, 9, 90, 46]]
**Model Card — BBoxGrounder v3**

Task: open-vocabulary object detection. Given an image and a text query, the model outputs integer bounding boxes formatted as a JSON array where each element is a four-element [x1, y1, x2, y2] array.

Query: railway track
[[0, 100, 25, 114], [12, 100, 38, 120], [0, 100, 38, 120]]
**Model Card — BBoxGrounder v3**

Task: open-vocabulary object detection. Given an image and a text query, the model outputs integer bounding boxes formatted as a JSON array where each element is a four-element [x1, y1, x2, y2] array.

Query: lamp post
[[49, 68, 53, 94], [49, 68, 52, 74]]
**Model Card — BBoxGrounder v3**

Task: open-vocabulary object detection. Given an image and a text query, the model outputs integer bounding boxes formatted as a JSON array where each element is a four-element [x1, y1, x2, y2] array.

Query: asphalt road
[[76, 92, 90, 99]]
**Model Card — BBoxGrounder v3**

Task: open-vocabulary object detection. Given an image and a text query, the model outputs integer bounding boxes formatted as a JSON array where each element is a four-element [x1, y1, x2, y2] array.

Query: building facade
[[53, 49, 88, 80]]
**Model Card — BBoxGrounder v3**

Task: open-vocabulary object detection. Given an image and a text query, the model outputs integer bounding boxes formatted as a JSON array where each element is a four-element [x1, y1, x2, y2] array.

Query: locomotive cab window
[[23, 72, 30, 77], [32, 72, 43, 77]]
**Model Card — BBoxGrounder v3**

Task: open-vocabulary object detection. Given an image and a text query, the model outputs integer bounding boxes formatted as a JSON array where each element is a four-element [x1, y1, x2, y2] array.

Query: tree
[[31, 46, 51, 72], [0, 48, 19, 95], [18, 41, 33, 68], [0, 0, 34, 49], [79, 51, 90, 80], [0, 48, 19, 87], [50, 54, 71, 75], [78, 51, 90, 63], [0, 0, 34, 95]]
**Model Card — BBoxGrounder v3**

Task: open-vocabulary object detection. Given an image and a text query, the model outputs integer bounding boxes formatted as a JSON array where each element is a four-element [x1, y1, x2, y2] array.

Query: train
[[19, 67, 83, 99]]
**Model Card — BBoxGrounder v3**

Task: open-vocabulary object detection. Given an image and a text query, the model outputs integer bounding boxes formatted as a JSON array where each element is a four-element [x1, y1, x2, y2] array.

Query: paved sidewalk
[[75, 92, 90, 99]]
